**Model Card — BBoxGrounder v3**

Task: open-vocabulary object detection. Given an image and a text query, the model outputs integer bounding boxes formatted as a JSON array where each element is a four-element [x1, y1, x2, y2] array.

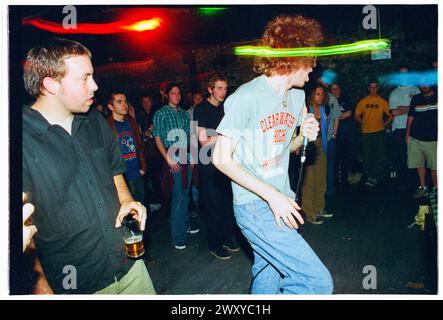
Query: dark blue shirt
[[115, 119, 141, 181]]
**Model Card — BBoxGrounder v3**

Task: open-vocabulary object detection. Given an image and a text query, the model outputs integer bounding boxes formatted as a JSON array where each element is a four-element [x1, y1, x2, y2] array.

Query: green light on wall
[[234, 39, 391, 57], [197, 7, 228, 16]]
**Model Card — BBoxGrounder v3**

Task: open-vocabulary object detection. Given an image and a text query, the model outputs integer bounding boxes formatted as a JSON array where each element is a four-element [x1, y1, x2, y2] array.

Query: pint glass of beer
[[120, 214, 145, 259]]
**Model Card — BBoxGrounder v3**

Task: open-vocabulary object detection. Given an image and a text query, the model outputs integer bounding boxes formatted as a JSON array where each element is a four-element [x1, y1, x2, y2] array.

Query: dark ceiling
[[9, 5, 438, 65]]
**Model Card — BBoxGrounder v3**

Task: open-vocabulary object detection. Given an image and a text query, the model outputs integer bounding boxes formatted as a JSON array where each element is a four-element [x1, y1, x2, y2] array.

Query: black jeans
[[392, 129, 415, 189], [199, 162, 235, 251], [144, 155, 163, 205], [337, 123, 358, 184], [127, 175, 145, 205]]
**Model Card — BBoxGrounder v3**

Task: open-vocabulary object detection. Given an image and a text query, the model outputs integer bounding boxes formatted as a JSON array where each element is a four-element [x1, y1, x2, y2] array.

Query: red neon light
[[123, 18, 161, 32], [22, 17, 162, 34]]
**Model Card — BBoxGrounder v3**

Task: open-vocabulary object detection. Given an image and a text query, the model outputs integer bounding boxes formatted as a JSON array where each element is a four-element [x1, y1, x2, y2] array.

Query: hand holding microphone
[[294, 113, 319, 201], [300, 113, 319, 163]]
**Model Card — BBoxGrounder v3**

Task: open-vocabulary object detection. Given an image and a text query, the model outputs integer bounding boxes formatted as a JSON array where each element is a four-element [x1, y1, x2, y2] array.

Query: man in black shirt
[[138, 94, 162, 211], [194, 72, 240, 259], [330, 83, 358, 186], [22, 38, 155, 294], [406, 84, 438, 197]]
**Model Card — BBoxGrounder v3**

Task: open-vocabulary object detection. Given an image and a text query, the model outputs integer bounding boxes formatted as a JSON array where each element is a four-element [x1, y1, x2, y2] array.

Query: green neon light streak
[[197, 8, 228, 16], [234, 39, 391, 57]]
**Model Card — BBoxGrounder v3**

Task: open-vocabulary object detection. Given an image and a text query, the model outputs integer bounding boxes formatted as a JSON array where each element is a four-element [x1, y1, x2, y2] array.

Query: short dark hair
[[23, 38, 91, 98], [141, 94, 153, 101], [399, 65, 409, 70], [108, 91, 126, 105], [207, 72, 228, 89], [164, 82, 181, 96]]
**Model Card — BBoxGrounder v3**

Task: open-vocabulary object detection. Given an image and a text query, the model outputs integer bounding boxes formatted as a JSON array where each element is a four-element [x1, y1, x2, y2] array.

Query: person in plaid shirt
[[153, 82, 199, 250]]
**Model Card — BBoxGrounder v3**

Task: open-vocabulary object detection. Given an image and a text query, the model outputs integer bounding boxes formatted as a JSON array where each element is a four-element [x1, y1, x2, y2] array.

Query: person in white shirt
[[389, 66, 420, 191]]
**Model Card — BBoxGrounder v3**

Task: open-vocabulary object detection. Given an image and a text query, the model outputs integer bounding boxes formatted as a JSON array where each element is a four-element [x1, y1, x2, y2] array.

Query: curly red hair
[[253, 14, 324, 76]]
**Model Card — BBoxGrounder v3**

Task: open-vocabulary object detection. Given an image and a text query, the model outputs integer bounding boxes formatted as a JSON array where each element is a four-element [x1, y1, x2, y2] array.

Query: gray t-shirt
[[216, 75, 304, 205], [389, 86, 420, 130], [326, 93, 342, 140]]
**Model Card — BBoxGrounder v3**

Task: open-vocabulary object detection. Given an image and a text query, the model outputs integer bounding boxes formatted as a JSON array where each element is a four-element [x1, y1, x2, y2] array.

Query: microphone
[[300, 113, 314, 163]]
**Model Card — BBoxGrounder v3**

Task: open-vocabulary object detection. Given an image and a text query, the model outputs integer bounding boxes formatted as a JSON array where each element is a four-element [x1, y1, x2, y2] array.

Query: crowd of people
[[21, 14, 437, 295]]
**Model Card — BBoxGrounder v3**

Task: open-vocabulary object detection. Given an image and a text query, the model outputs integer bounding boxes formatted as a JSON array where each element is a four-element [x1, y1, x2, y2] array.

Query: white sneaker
[[307, 217, 324, 225], [365, 177, 377, 187], [174, 244, 186, 250], [153, 203, 162, 210], [413, 186, 428, 198], [149, 203, 162, 211], [318, 210, 333, 218], [186, 227, 200, 234]]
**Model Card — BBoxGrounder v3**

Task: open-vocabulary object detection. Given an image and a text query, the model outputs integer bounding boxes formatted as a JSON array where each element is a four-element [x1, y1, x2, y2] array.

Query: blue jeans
[[191, 185, 199, 205], [326, 138, 337, 195], [234, 200, 333, 294], [171, 167, 192, 246]]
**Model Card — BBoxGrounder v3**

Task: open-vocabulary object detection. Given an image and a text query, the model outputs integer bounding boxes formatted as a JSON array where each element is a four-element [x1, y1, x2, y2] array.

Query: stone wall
[[93, 41, 261, 107], [94, 32, 437, 108]]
